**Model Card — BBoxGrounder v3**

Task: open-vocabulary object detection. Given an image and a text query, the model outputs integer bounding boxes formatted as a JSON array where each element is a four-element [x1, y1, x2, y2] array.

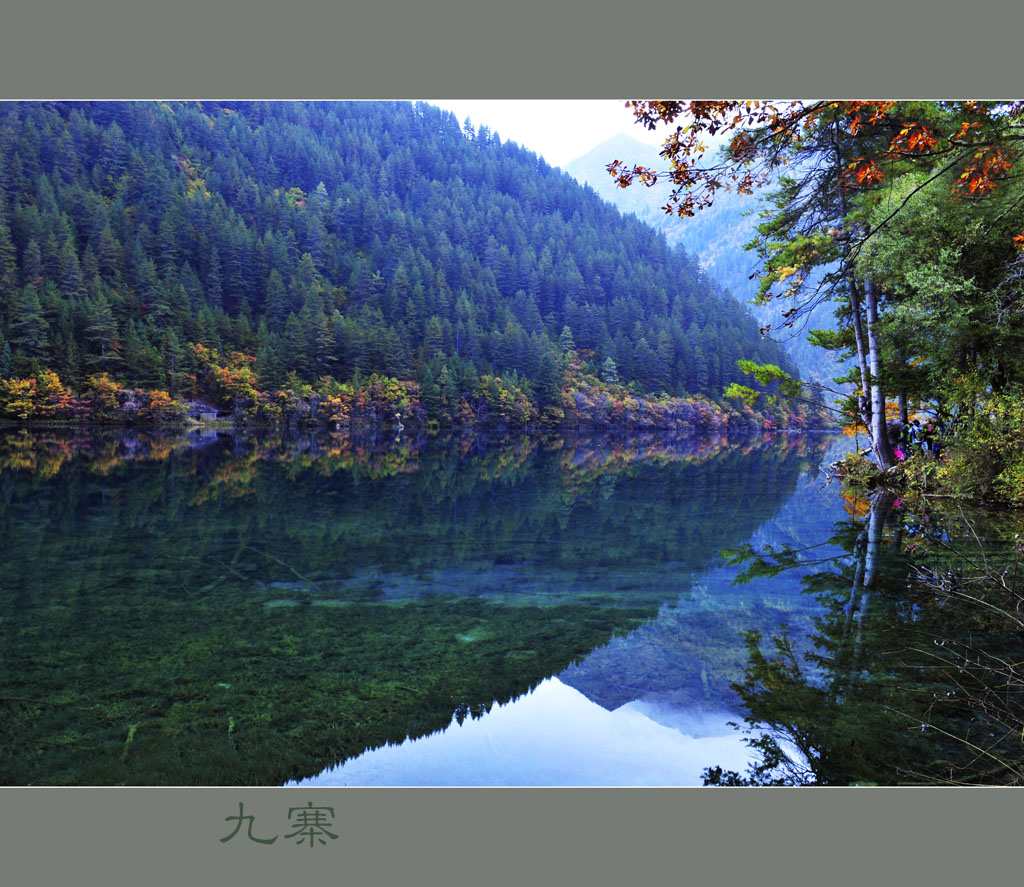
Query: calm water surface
[[7, 427, 1014, 785]]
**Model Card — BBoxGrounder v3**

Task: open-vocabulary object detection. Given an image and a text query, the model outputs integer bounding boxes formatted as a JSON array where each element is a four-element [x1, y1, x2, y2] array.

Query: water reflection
[[1, 428, 839, 785], [708, 490, 1024, 785], [293, 677, 750, 786], [297, 444, 852, 786]]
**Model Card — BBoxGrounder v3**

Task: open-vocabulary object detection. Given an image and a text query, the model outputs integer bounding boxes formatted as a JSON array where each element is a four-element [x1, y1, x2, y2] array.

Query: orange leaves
[[606, 160, 659, 190], [888, 122, 939, 154], [840, 155, 886, 190], [1014, 230, 1024, 251], [728, 131, 758, 164], [829, 100, 895, 133], [954, 146, 1018, 196], [867, 101, 897, 124], [613, 99, 1023, 253], [952, 119, 984, 142], [906, 127, 938, 152], [856, 162, 885, 186]]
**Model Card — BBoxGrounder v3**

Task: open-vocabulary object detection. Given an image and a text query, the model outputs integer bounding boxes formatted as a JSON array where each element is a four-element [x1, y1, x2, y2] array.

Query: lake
[[3, 427, 1021, 785]]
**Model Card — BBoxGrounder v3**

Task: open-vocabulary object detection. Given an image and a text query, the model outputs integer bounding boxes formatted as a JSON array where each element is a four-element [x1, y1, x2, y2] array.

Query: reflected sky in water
[[293, 677, 752, 786]]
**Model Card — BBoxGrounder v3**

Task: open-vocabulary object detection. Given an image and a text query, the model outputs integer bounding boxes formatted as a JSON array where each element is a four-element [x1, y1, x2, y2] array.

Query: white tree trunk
[[863, 277, 894, 469]]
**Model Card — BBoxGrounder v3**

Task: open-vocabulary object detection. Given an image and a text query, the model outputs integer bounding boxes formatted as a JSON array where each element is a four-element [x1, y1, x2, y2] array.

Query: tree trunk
[[896, 348, 908, 426], [846, 278, 874, 437], [833, 124, 876, 451], [863, 277, 894, 469]]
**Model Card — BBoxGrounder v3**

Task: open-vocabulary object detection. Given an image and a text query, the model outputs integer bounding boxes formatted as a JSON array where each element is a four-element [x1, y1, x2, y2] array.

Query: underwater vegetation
[[0, 429, 829, 784]]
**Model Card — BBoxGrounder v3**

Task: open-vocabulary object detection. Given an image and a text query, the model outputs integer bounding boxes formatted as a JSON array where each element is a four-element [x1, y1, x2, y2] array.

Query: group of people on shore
[[887, 416, 947, 460]]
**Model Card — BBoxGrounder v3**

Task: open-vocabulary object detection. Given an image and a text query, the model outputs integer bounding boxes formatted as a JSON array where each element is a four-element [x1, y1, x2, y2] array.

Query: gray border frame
[[0, 0, 1019, 98]]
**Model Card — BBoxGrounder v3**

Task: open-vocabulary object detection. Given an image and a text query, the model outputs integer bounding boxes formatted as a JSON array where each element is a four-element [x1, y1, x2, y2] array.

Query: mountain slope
[[0, 101, 797, 407]]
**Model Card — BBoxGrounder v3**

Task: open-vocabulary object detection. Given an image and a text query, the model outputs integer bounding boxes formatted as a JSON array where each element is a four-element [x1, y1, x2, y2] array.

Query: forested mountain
[[567, 133, 843, 384], [0, 101, 798, 420]]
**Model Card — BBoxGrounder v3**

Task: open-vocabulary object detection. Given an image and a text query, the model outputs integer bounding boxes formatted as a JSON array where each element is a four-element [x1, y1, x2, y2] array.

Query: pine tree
[[0, 339, 12, 378], [0, 222, 18, 322], [21, 238, 42, 287], [84, 292, 120, 370], [600, 356, 620, 385], [534, 349, 562, 409], [558, 325, 575, 357], [58, 240, 85, 301], [11, 283, 50, 365]]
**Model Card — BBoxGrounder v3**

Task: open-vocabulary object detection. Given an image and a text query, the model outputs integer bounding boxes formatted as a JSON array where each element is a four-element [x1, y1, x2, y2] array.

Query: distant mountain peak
[[566, 133, 664, 187]]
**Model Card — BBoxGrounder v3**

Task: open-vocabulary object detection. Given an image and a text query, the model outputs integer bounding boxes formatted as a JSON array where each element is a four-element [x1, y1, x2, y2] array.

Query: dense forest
[[0, 101, 810, 430]]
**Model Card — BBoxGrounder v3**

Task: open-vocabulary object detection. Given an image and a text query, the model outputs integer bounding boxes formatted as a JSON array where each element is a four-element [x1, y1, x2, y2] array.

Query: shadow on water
[[1, 427, 837, 785]]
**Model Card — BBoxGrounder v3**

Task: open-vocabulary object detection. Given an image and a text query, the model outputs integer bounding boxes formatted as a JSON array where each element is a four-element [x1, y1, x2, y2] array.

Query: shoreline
[[0, 419, 841, 435]]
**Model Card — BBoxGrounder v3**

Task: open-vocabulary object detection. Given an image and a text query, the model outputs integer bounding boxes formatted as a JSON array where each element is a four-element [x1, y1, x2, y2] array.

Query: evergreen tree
[[534, 349, 562, 410], [84, 292, 120, 370], [600, 356, 620, 385], [10, 283, 50, 367], [0, 338, 12, 378]]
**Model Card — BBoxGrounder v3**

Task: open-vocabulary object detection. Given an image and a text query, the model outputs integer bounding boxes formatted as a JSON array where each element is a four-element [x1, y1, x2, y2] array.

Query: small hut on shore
[[183, 401, 220, 423]]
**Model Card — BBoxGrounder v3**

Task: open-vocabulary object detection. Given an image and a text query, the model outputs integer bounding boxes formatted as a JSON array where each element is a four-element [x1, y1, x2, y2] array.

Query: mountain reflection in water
[[292, 677, 751, 786], [1, 428, 844, 785], [294, 435, 849, 786]]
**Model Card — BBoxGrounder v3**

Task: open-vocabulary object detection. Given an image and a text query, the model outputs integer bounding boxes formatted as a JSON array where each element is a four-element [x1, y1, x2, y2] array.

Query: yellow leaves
[[0, 377, 38, 420], [87, 372, 121, 409], [36, 369, 70, 401], [842, 489, 871, 519]]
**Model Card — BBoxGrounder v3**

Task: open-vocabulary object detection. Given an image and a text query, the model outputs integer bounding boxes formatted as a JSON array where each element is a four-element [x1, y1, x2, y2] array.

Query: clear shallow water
[[0, 428, 849, 785]]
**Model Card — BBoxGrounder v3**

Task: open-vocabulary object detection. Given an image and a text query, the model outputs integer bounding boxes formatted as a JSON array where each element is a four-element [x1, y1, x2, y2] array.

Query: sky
[[427, 100, 668, 170]]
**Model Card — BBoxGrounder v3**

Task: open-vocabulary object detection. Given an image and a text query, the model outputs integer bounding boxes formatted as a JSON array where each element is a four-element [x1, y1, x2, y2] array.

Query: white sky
[[427, 99, 668, 169]]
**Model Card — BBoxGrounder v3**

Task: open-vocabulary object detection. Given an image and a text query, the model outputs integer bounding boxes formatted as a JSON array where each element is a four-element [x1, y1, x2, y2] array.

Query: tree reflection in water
[[707, 491, 1024, 785]]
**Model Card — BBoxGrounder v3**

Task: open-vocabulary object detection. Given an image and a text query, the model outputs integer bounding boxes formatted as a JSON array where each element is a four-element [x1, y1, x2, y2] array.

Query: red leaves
[[606, 160, 659, 189], [612, 99, 1024, 256], [617, 100, 1021, 226]]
